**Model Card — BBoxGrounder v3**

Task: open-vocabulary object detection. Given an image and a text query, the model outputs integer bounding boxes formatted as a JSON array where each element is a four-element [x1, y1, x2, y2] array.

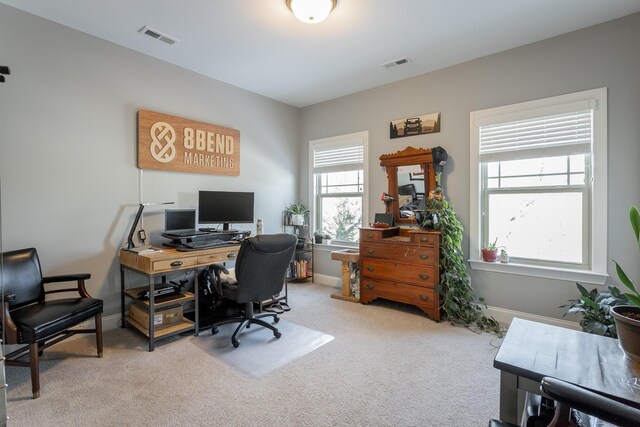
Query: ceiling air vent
[[382, 57, 411, 69], [138, 26, 179, 45]]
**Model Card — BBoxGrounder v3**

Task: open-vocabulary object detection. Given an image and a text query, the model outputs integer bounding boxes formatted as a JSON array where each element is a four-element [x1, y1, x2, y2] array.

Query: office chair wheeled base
[[211, 302, 282, 348]]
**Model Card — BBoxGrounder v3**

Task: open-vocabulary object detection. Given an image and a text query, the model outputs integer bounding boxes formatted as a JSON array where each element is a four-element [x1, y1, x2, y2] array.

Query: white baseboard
[[76, 312, 123, 331], [312, 273, 340, 288], [485, 305, 580, 330]]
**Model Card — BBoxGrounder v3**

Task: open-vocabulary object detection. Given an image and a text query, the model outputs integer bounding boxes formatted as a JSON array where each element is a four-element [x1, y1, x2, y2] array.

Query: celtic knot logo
[[149, 121, 176, 163]]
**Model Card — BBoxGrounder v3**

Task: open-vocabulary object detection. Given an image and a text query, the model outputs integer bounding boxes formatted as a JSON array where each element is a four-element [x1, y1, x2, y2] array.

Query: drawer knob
[[366, 283, 375, 290], [419, 274, 429, 280], [367, 249, 375, 255], [420, 237, 429, 243], [419, 254, 429, 260], [227, 253, 237, 258], [367, 266, 375, 272], [366, 233, 374, 239], [419, 294, 429, 301], [170, 261, 183, 267]]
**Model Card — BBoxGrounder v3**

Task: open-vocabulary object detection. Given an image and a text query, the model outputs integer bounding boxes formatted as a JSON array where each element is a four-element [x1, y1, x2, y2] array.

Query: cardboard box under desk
[[129, 302, 183, 330]]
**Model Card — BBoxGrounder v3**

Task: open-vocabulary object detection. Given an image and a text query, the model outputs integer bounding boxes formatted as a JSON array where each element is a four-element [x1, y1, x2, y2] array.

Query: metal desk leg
[[120, 267, 126, 329], [194, 268, 199, 336], [499, 370, 519, 424], [148, 280, 155, 352]]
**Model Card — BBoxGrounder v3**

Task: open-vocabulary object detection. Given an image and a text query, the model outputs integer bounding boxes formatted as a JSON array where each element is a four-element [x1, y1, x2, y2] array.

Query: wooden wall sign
[[137, 110, 240, 176]]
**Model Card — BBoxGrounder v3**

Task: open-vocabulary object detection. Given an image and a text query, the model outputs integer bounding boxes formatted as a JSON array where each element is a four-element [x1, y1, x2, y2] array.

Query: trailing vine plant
[[421, 173, 502, 335]]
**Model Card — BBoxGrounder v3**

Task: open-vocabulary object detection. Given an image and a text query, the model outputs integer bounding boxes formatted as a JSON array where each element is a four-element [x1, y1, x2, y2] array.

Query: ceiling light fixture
[[286, 0, 337, 24]]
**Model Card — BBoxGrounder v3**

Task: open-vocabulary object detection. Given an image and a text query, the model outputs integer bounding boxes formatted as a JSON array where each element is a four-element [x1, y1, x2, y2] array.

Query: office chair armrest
[[0, 297, 18, 343], [43, 273, 93, 298], [541, 377, 640, 426], [208, 264, 229, 275]]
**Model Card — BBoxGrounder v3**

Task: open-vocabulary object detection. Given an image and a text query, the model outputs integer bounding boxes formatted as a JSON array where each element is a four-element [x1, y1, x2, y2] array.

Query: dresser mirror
[[379, 146, 447, 225]]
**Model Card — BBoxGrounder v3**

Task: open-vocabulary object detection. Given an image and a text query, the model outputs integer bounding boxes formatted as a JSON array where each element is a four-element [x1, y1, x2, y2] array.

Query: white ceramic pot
[[291, 214, 304, 225]]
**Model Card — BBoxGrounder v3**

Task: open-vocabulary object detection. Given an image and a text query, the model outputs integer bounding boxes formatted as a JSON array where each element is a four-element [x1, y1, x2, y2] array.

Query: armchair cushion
[[11, 297, 103, 343]]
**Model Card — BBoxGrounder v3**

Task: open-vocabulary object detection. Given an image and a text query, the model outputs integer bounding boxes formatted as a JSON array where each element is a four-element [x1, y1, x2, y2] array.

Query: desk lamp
[[127, 202, 174, 250]]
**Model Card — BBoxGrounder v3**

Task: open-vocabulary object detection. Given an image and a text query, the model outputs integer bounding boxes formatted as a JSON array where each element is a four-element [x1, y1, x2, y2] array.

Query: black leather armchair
[[1, 248, 103, 398], [210, 234, 297, 348], [489, 376, 640, 427]]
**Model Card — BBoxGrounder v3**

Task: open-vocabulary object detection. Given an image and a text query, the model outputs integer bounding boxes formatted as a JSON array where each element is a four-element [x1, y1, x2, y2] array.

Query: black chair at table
[[489, 376, 640, 427], [209, 233, 297, 348], [1, 248, 103, 398]]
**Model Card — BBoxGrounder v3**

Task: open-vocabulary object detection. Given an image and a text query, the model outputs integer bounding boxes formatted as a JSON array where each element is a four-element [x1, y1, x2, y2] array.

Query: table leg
[[499, 370, 519, 424], [120, 267, 126, 329], [149, 280, 155, 352], [194, 269, 199, 336]]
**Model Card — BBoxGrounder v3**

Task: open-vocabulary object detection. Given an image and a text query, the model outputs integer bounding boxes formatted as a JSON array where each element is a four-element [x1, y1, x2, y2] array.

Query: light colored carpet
[[191, 318, 334, 378], [5, 282, 503, 426]]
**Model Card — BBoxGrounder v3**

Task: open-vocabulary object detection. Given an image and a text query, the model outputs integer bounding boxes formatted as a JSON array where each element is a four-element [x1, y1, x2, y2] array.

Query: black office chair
[[1, 248, 103, 398], [209, 234, 297, 348], [489, 376, 640, 427]]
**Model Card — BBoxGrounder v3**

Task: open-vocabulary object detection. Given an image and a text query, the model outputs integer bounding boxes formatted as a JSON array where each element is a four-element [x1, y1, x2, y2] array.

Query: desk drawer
[[153, 256, 198, 271], [361, 242, 436, 264], [198, 249, 238, 264], [361, 259, 436, 286], [360, 228, 397, 242], [360, 277, 436, 309]]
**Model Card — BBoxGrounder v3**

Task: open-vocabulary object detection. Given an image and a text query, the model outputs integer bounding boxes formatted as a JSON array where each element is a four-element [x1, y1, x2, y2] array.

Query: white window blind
[[313, 143, 364, 173], [479, 106, 593, 162]]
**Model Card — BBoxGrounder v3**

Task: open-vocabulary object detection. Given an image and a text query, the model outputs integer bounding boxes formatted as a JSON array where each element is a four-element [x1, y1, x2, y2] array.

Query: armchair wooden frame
[[2, 273, 103, 399]]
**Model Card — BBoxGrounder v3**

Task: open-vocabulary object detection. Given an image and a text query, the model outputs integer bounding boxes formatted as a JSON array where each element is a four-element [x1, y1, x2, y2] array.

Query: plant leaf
[[576, 283, 589, 298], [614, 260, 638, 295], [630, 206, 640, 247], [626, 293, 640, 307]]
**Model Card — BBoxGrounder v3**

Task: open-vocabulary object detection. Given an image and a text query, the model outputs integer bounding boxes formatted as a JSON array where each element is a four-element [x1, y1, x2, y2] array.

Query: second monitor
[[198, 190, 254, 231]]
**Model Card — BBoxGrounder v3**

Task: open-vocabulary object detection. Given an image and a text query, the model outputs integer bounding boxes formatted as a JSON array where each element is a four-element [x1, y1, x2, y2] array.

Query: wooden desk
[[494, 318, 640, 424], [119, 245, 240, 351]]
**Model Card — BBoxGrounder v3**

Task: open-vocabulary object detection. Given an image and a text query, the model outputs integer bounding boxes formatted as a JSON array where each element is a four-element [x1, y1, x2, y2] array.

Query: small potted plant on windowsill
[[611, 206, 640, 361], [481, 238, 499, 262], [286, 202, 309, 226], [314, 230, 324, 244], [322, 233, 332, 245]]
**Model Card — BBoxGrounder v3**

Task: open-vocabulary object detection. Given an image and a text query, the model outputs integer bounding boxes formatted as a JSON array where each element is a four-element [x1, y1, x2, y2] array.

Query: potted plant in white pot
[[286, 202, 309, 226], [611, 205, 640, 360]]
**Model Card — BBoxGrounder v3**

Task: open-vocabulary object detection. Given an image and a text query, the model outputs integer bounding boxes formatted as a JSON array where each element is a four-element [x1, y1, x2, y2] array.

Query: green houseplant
[[421, 176, 502, 335], [286, 202, 309, 226], [481, 238, 499, 262], [560, 283, 629, 338], [611, 205, 640, 359]]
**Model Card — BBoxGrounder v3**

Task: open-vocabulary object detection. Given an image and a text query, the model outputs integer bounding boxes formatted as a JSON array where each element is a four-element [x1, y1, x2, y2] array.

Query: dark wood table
[[494, 317, 640, 424]]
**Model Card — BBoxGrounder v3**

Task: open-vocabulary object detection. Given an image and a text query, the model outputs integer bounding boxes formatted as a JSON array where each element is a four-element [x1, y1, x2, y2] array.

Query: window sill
[[313, 242, 357, 252], [468, 260, 608, 285]]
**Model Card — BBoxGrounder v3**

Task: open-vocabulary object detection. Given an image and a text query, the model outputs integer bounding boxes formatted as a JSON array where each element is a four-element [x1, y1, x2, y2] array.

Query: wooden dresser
[[359, 227, 440, 321]]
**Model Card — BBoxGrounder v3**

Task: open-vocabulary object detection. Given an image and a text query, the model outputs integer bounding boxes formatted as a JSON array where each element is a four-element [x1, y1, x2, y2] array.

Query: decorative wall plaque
[[137, 110, 240, 176]]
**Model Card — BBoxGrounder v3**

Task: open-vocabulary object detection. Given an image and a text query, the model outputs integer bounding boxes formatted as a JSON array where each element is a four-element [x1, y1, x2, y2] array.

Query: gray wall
[[0, 5, 300, 317], [300, 13, 640, 319]]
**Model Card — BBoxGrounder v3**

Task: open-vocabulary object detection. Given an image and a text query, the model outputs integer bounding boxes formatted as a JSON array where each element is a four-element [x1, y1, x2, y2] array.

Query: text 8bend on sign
[[137, 110, 240, 176]]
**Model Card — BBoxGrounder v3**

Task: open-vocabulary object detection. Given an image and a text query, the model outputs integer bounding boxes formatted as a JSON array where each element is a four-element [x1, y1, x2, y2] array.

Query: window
[[469, 88, 607, 284], [309, 131, 368, 244]]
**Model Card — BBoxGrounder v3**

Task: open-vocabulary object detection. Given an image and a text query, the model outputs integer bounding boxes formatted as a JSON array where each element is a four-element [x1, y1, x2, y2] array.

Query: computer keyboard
[[176, 239, 228, 251]]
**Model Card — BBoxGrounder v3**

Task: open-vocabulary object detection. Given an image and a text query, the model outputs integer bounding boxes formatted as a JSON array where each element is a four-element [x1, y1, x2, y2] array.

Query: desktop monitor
[[165, 209, 196, 233], [198, 191, 254, 231]]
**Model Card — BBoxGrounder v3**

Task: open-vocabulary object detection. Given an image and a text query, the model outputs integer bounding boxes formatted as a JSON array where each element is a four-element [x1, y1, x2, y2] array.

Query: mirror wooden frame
[[380, 146, 437, 225]]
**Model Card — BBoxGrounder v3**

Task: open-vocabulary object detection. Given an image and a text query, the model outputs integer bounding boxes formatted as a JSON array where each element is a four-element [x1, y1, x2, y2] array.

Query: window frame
[[309, 131, 369, 246], [469, 88, 608, 284]]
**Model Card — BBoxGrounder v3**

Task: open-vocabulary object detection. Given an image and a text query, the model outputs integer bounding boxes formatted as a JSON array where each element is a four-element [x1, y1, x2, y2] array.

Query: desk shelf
[[123, 287, 195, 308], [124, 315, 195, 338]]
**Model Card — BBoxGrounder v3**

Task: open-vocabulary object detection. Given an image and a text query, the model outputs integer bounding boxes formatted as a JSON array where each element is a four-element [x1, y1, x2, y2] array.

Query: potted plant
[[611, 205, 640, 360], [322, 233, 332, 245], [560, 283, 629, 338], [314, 230, 324, 244], [286, 202, 309, 226], [481, 238, 499, 262]]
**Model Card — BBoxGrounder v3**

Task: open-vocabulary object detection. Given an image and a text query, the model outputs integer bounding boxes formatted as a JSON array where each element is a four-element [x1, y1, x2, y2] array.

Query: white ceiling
[[3, 0, 640, 107]]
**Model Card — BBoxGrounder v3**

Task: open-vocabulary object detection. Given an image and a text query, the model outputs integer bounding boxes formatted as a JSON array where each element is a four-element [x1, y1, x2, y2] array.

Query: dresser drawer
[[410, 232, 439, 246], [152, 256, 199, 272], [361, 242, 436, 264], [360, 277, 436, 309], [361, 259, 436, 286], [360, 228, 397, 242]]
